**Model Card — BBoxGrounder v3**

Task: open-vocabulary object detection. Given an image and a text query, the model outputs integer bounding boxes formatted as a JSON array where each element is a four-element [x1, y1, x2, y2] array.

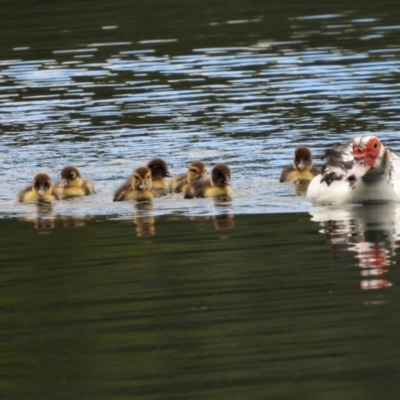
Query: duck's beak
[[37, 187, 46, 196], [58, 178, 69, 188], [138, 182, 148, 190], [297, 161, 306, 170], [224, 178, 233, 186], [165, 170, 174, 178], [347, 158, 371, 179]]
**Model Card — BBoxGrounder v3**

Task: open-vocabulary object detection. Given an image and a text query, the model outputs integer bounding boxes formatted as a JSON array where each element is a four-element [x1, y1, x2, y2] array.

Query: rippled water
[[2, 0, 400, 398], [1, 0, 400, 218]]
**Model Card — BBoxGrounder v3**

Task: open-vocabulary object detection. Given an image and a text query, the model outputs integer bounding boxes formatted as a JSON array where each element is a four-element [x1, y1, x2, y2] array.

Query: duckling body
[[55, 166, 95, 198], [280, 147, 320, 182], [170, 161, 207, 193], [113, 167, 160, 202], [147, 158, 173, 191], [185, 163, 233, 199], [18, 173, 59, 203]]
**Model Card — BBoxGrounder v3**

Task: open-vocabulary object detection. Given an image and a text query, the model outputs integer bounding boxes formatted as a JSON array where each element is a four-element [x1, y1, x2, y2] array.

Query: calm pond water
[[2, 0, 400, 398]]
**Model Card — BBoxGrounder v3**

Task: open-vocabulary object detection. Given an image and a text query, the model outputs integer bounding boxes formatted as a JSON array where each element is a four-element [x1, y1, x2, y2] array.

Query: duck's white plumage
[[307, 136, 400, 205]]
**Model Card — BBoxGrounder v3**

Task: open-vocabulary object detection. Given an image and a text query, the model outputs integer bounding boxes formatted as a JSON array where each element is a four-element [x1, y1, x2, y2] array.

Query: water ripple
[[1, 11, 400, 218]]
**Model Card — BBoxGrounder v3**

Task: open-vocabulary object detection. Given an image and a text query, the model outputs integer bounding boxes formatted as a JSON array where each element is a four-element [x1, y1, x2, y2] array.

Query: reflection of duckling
[[184, 163, 233, 199], [280, 147, 320, 182], [60, 216, 87, 228], [134, 203, 155, 236], [113, 167, 160, 201], [214, 213, 234, 230], [18, 173, 59, 203], [147, 158, 173, 191], [170, 161, 207, 193], [34, 203, 55, 229], [55, 166, 95, 198]]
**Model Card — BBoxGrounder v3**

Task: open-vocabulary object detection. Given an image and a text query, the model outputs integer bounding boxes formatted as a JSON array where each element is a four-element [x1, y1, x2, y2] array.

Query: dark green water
[[1, 211, 400, 399]]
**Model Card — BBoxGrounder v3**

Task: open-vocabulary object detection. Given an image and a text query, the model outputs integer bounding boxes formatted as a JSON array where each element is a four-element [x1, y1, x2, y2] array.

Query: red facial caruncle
[[352, 136, 381, 167]]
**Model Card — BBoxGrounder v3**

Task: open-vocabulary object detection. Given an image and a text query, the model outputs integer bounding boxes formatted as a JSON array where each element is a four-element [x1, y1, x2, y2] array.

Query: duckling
[[279, 146, 320, 182], [147, 158, 173, 191], [113, 167, 160, 201], [184, 163, 233, 199], [170, 161, 207, 193], [18, 173, 59, 203], [55, 166, 95, 198]]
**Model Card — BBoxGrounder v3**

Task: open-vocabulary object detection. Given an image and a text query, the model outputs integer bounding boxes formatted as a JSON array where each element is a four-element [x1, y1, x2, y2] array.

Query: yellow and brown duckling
[[279, 146, 320, 182], [18, 173, 59, 203], [170, 161, 208, 193], [55, 166, 96, 198], [113, 167, 160, 202], [147, 158, 174, 191], [184, 163, 233, 199]]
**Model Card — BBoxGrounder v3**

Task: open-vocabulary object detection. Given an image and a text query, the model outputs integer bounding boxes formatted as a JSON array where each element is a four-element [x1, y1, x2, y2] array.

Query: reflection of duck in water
[[60, 216, 88, 228], [184, 164, 233, 199], [113, 167, 160, 202], [134, 203, 155, 236], [19, 202, 55, 229], [18, 173, 59, 203], [310, 203, 400, 291], [55, 166, 95, 198], [170, 161, 207, 193], [307, 136, 400, 205], [280, 147, 320, 183], [147, 158, 174, 192], [213, 200, 234, 230]]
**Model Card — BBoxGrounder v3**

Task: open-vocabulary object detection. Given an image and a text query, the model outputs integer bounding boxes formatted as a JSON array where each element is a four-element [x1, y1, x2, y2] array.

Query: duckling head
[[293, 147, 313, 171], [211, 163, 232, 187], [187, 161, 208, 183], [59, 166, 83, 188], [132, 167, 153, 191], [33, 173, 52, 196], [147, 158, 174, 180]]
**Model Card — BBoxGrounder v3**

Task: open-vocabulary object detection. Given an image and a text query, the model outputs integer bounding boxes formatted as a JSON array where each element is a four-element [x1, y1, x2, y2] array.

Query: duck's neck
[[362, 150, 389, 183]]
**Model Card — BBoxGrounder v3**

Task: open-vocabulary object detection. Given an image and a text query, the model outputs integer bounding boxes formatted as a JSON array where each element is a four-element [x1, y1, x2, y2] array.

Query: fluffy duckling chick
[[55, 166, 95, 198], [18, 173, 59, 203], [279, 146, 320, 182], [113, 167, 160, 202], [184, 163, 233, 199], [147, 158, 173, 191], [170, 161, 207, 193]]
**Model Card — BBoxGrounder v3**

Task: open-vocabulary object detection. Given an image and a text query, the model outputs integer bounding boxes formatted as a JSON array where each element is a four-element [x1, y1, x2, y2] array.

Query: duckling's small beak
[[138, 182, 148, 190], [199, 174, 206, 179], [165, 171, 174, 178], [58, 178, 69, 188], [37, 187, 46, 196], [297, 161, 306, 170], [224, 178, 233, 186]]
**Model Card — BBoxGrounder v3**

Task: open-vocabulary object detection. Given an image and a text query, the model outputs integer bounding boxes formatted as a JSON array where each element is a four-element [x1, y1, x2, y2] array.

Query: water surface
[[2, 0, 400, 398], [1, 0, 400, 217]]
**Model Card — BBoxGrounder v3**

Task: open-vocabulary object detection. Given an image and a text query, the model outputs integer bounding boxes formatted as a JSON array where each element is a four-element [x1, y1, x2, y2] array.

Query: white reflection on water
[[310, 202, 400, 291]]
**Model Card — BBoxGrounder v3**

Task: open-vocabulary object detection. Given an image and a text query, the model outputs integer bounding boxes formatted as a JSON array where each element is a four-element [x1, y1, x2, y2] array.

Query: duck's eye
[[190, 169, 196, 173]]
